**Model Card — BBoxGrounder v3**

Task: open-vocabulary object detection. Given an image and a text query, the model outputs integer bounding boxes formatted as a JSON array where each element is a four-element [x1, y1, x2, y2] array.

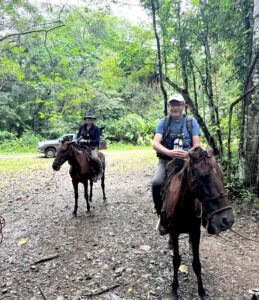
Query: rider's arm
[[88, 126, 100, 147], [152, 133, 188, 159], [76, 125, 83, 139], [191, 119, 200, 149], [192, 135, 200, 148]]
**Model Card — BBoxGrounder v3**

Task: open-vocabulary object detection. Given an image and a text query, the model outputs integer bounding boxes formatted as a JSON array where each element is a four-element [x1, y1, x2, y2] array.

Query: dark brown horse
[[164, 147, 234, 299], [52, 140, 106, 215]]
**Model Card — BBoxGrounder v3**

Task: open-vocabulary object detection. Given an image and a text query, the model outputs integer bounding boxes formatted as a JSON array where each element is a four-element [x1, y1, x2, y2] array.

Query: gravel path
[[0, 151, 258, 300]]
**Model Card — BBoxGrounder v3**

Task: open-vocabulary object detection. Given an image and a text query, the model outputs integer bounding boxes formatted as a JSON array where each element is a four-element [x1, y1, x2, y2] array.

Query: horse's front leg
[[171, 233, 181, 298], [101, 170, 107, 201], [190, 227, 206, 299], [72, 180, 79, 215], [89, 179, 93, 202], [83, 180, 90, 211]]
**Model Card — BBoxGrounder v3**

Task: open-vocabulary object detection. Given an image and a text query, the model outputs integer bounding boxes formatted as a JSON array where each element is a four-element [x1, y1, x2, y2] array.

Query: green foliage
[[0, 5, 157, 142], [104, 113, 155, 145], [0, 131, 16, 142], [0, 131, 42, 153], [225, 176, 257, 203]]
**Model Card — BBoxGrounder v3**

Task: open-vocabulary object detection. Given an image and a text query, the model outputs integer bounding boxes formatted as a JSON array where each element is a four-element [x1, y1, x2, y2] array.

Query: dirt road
[[0, 151, 258, 300]]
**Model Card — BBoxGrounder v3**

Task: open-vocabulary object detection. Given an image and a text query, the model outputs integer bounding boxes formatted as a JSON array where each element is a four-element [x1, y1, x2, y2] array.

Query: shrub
[[225, 176, 257, 203], [104, 114, 156, 145], [0, 131, 16, 143]]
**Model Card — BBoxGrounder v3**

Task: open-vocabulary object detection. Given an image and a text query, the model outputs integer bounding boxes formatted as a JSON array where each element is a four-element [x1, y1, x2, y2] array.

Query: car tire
[[45, 148, 56, 158]]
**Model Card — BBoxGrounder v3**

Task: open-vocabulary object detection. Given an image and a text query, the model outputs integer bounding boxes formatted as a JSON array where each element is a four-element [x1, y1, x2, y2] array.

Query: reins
[[218, 227, 259, 244], [229, 228, 259, 244]]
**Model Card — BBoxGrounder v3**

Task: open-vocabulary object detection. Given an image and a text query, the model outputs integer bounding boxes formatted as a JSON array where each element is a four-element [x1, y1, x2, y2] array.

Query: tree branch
[[0, 22, 65, 42]]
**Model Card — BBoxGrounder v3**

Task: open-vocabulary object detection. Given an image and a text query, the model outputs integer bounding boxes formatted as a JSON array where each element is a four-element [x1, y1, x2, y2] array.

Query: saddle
[[73, 142, 104, 178]]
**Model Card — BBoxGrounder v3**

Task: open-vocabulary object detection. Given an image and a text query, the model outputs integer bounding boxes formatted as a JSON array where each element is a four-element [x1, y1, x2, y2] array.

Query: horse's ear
[[60, 138, 71, 144], [188, 146, 201, 160], [206, 145, 214, 157]]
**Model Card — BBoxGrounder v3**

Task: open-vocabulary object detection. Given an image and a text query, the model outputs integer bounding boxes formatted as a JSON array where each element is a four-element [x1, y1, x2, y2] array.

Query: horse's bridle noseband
[[206, 205, 232, 220]]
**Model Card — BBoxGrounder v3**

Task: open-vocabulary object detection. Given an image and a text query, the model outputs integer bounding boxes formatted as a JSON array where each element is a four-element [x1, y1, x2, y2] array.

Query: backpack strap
[[185, 116, 193, 146], [162, 114, 171, 142], [161, 115, 193, 143]]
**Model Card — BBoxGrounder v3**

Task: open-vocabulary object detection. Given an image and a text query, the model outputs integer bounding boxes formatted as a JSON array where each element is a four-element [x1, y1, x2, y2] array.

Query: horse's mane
[[162, 147, 209, 203], [162, 159, 190, 203]]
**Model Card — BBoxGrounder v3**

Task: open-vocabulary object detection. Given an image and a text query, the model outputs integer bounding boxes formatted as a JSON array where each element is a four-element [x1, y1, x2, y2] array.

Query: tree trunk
[[199, 0, 223, 156], [150, 0, 168, 116], [240, 1, 259, 188]]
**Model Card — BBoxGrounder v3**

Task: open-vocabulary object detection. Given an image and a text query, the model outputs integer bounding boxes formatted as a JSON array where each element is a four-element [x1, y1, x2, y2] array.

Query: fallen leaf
[[128, 287, 133, 293], [18, 237, 28, 246], [179, 264, 188, 273], [140, 245, 150, 251]]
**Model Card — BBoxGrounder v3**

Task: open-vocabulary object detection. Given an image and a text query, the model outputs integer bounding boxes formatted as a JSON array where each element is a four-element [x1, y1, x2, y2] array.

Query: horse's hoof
[[72, 212, 77, 216], [171, 292, 178, 300]]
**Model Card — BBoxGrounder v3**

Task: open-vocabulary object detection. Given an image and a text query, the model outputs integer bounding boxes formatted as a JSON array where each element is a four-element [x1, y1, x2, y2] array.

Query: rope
[[229, 228, 259, 244]]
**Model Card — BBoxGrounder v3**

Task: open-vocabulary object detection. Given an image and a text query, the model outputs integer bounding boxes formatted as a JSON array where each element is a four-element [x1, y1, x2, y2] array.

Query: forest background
[[0, 0, 258, 200]]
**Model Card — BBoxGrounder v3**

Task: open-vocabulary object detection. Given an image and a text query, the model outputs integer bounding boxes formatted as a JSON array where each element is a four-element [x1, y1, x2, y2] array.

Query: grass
[[0, 142, 152, 155], [0, 145, 36, 154], [105, 142, 152, 151], [0, 143, 156, 176], [0, 156, 52, 174], [108, 151, 157, 173]]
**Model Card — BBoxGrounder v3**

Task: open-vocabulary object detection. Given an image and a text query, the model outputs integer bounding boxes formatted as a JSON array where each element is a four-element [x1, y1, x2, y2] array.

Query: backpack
[[161, 114, 193, 145]]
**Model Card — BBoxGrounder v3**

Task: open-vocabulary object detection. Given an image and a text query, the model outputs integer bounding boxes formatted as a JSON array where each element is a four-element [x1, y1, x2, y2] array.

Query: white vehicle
[[37, 134, 107, 158], [37, 134, 76, 158]]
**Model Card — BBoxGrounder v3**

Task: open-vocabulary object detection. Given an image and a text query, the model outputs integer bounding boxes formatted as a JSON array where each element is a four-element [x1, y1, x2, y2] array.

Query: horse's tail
[[98, 151, 105, 169]]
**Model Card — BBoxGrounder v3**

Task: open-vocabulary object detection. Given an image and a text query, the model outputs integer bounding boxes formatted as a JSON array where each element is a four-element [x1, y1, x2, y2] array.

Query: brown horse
[[52, 140, 106, 215], [164, 147, 234, 299]]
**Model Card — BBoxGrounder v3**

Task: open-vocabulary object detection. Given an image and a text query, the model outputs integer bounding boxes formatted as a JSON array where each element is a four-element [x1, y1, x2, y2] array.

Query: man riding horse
[[152, 94, 201, 235], [77, 112, 103, 182]]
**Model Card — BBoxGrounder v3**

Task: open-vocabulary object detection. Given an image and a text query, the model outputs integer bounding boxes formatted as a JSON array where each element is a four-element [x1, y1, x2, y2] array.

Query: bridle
[[188, 150, 232, 220]]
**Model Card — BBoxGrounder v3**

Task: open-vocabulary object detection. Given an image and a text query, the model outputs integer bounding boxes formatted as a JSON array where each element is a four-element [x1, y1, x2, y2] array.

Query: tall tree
[[240, 0, 259, 189]]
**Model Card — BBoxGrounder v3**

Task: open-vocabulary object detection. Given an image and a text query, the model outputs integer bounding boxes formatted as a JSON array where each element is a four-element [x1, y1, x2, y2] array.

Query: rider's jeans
[[152, 159, 169, 214]]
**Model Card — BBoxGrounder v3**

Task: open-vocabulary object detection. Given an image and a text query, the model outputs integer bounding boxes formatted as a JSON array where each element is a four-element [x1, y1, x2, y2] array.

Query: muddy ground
[[0, 151, 258, 300]]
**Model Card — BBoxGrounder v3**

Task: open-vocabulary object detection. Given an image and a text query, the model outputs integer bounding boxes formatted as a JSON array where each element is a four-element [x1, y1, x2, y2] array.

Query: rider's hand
[[80, 138, 88, 143], [167, 149, 189, 159]]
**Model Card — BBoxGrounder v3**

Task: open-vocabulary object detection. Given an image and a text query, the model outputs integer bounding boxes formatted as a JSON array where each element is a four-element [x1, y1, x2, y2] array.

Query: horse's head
[[188, 147, 234, 234], [52, 139, 72, 171]]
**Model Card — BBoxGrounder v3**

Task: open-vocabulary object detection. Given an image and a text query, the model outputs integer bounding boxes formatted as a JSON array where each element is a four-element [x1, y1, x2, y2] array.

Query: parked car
[[37, 134, 107, 158]]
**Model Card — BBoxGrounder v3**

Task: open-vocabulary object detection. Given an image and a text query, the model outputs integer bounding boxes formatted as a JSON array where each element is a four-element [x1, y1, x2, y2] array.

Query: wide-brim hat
[[168, 94, 185, 104], [84, 112, 96, 120]]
